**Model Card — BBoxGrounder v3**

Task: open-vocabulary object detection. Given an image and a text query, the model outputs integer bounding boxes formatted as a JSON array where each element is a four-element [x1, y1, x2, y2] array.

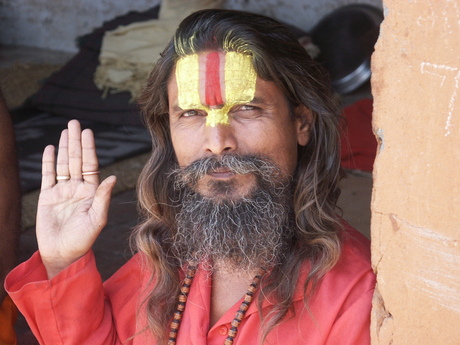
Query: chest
[[210, 274, 254, 326]]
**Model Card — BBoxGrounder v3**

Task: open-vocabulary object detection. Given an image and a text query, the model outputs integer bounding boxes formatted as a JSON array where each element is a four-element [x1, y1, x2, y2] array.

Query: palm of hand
[[37, 180, 99, 263], [37, 120, 116, 279]]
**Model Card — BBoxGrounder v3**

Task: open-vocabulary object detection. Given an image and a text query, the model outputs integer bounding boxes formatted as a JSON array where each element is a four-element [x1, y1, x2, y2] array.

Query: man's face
[[168, 51, 311, 200]]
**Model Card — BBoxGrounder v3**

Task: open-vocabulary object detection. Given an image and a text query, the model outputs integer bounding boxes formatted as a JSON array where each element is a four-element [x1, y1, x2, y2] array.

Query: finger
[[67, 120, 83, 179], [41, 145, 56, 190], [56, 129, 70, 181], [81, 128, 99, 185], [89, 176, 117, 231]]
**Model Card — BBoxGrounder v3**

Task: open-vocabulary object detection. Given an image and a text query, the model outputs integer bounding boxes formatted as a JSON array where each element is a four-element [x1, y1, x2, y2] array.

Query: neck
[[210, 265, 262, 327]]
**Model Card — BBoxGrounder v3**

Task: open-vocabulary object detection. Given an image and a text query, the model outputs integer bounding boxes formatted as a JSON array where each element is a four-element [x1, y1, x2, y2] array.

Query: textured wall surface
[[0, 0, 382, 52], [0, 0, 161, 52], [371, 0, 460, 344]]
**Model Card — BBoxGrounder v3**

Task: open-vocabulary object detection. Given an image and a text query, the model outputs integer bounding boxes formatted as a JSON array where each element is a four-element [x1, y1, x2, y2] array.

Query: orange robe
[[5, 224, 375, 345]]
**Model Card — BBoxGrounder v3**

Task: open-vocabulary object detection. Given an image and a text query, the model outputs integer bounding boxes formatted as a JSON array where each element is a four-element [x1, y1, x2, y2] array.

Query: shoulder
[[294, 222, 375, 301], [315, 222, 375, 312], [296, 222, 375, 303], [314, 221, 375, 291], [299, 222, 373, 286], [336, 221, 372, 275]]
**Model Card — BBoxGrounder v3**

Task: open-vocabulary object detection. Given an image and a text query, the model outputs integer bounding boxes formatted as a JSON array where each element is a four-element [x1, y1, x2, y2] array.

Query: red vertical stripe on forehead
[[205, 52, 224, 107]]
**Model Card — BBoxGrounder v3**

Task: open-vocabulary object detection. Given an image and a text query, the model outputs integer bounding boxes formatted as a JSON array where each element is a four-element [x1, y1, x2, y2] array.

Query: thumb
[[90, 175, 117, 230]]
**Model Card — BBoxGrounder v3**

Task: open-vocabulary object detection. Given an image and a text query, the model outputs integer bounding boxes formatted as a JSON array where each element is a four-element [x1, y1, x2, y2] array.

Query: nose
[[204, 123, 237, 155]]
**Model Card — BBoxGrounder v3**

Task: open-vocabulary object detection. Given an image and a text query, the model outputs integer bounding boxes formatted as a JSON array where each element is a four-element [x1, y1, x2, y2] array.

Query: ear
[[294, 105, 314, 146]]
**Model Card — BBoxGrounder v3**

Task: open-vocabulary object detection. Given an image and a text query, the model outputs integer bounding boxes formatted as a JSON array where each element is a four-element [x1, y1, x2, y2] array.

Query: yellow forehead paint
[[175, 51, 257, 127]]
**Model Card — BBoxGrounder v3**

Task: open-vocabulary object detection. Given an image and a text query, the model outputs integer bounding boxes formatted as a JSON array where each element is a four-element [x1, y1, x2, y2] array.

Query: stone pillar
[[371, 0, 460, 344]]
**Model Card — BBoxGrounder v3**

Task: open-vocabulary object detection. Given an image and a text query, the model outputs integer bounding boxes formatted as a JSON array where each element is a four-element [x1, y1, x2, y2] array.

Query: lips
[[208, 167, 235, 179]]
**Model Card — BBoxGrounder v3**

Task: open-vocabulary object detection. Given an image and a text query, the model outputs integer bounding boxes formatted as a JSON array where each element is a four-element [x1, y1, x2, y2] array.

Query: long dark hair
[[134, 9, 343, 344]]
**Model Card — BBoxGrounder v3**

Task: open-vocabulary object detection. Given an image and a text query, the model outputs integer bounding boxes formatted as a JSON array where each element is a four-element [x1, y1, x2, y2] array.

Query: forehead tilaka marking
[[175, 51, 257, 127]]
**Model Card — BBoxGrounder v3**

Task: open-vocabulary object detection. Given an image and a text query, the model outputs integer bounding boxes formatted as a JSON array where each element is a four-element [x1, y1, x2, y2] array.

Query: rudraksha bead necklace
[[168, 266, 265, 345]]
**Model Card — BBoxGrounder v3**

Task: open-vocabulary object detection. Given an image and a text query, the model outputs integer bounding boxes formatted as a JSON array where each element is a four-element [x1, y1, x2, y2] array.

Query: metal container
[[311, 4, 383, 94]]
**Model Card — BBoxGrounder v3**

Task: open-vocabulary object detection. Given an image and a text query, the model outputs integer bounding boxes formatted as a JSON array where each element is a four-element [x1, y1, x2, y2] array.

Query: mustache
[[171, 154, 284, 188]]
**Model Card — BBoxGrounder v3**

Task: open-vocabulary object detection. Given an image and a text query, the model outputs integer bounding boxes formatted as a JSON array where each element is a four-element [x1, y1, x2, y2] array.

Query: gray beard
[[170, 155, 294, 272]]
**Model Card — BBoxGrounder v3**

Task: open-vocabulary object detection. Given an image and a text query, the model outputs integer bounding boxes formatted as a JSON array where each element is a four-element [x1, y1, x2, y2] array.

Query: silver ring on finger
[[82, 170, 100, 176]]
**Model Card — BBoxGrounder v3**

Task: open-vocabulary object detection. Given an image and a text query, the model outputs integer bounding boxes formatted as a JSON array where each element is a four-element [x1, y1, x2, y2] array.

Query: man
[[5, 9, 375, 345], [0, 90, 20, 345]]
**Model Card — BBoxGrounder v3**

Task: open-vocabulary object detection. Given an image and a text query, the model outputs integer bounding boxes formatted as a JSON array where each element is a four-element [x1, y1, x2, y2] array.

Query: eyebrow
[[170, 102, 201, 112], [169, 95, 268, 113], [249, 96, 267, 105]]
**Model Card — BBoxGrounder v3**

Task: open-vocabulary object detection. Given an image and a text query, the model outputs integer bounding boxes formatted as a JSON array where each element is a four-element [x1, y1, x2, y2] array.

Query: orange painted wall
[[371, 0, 460, 344]]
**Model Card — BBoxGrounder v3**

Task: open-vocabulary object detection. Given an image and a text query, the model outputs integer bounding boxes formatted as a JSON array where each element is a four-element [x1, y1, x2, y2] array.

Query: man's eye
[[181, 110, 201, 117], [228, 104, 262, 120], [230, 104, 259, 114], [239, 105, 256, 111]]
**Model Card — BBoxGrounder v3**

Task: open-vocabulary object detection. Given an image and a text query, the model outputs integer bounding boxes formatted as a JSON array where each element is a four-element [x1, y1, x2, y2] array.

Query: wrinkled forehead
[[174, 51, 258, 126]]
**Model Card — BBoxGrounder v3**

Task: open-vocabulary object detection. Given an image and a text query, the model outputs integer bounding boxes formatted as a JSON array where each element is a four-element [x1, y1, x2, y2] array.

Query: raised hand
[[37, 120, 116, 279]]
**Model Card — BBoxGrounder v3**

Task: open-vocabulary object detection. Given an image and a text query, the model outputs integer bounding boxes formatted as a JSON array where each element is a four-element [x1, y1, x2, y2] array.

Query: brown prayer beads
[[224, 271, 263, 345], [168, 267, 264, 345], [168, 266, 196, 344]]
